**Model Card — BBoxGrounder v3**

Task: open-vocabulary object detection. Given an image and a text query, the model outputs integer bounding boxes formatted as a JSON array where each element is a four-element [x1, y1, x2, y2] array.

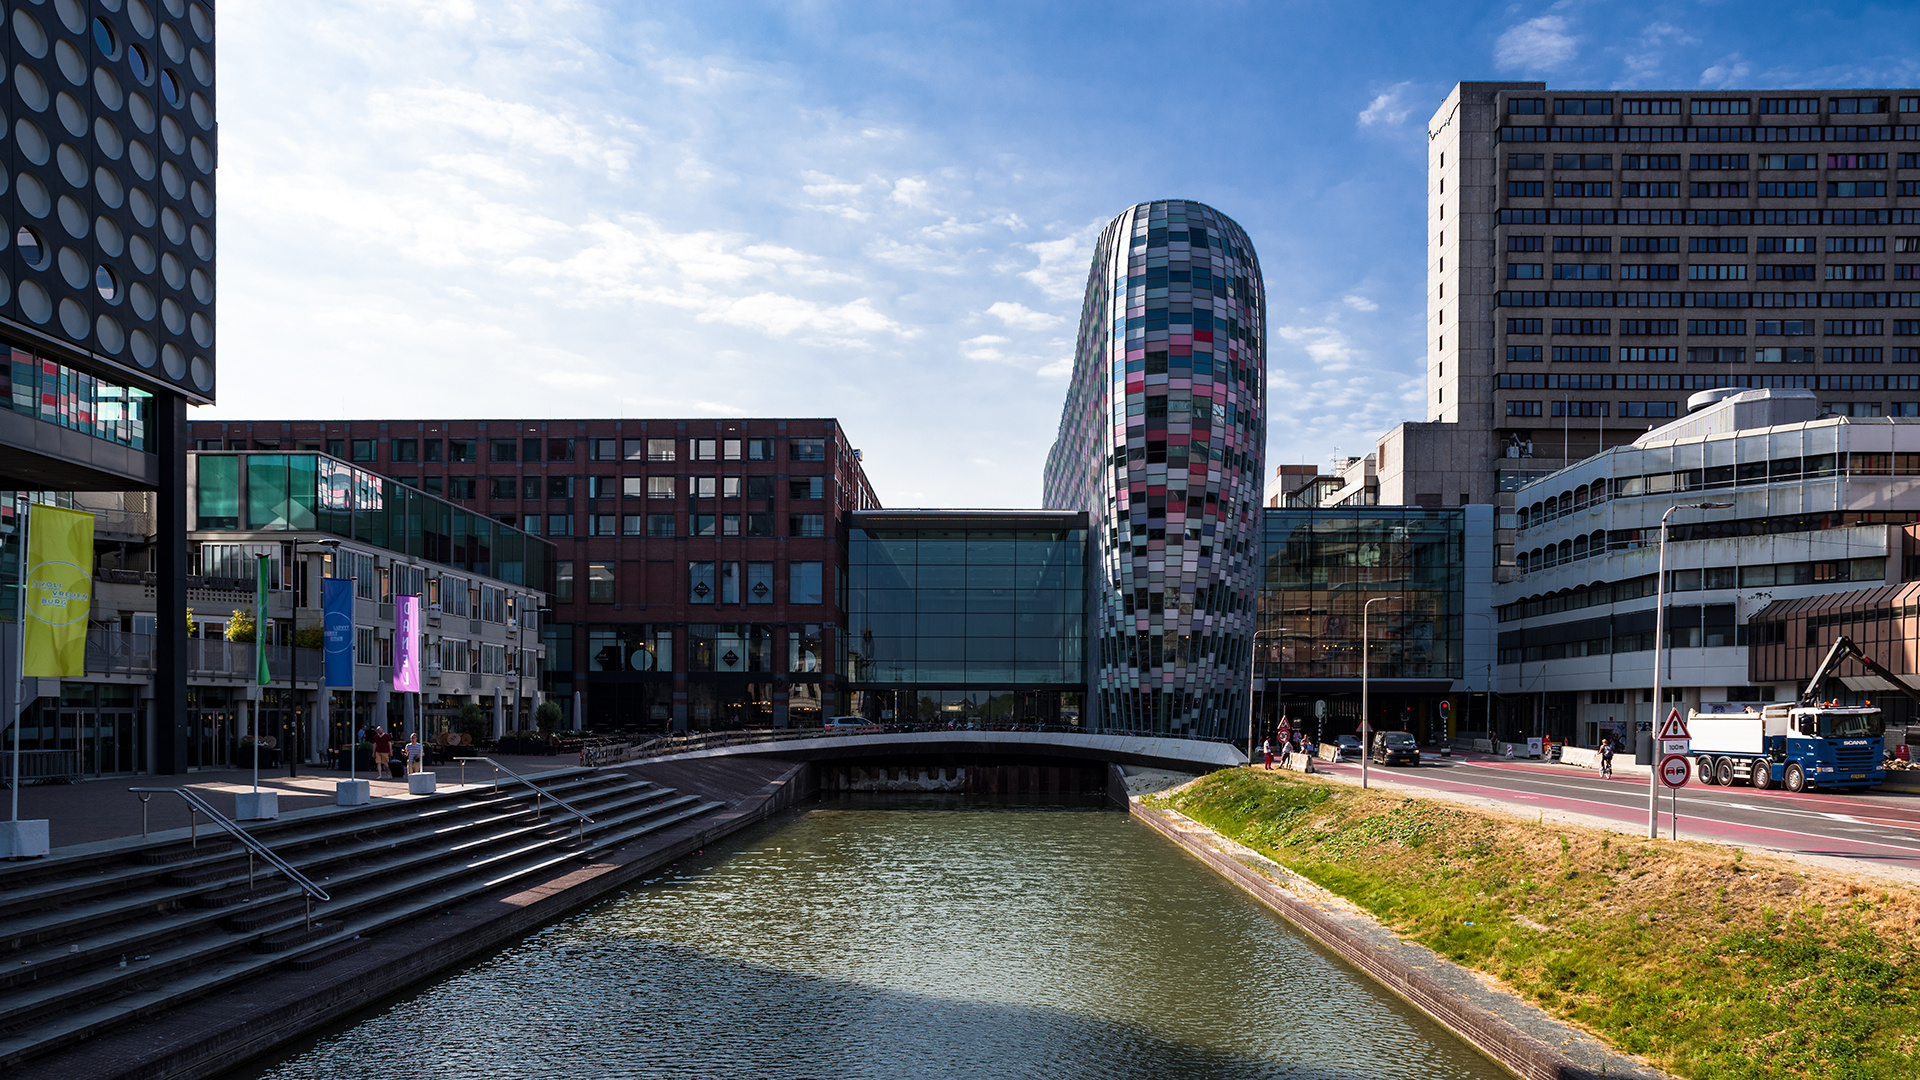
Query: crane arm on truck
[[1801, 635, 1920, 709]]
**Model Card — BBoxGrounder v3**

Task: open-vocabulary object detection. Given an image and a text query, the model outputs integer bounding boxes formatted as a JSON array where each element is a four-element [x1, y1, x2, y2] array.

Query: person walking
[[1262, 738, 1273, 770], [1599, 737, 1615, 780], [372, 728, 392, 774], [405, 731, 424, 775]]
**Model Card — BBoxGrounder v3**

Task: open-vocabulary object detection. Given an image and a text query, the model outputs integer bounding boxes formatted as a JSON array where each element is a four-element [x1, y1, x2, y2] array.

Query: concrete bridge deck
[[639, 729, 1247, 773]]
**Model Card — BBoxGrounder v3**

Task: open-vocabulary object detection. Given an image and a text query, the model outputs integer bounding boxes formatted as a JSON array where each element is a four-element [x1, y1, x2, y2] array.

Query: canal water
[[233, 796, 1510, 1079]]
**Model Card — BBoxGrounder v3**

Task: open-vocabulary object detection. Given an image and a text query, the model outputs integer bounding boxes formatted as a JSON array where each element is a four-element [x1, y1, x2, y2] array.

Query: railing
[[83, 632, 323, 681], [597, 723, 1242, 764], [0, 749, 82, 785], [127, 786, 330, 927], [453, 757, 595, 840]]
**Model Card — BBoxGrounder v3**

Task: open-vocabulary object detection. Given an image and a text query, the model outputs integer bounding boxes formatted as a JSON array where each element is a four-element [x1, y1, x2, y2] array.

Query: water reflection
[[231, 796, 1508, 1080]]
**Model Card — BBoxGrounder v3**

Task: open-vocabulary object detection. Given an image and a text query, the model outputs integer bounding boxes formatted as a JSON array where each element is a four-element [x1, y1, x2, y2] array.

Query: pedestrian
[[372, 728, 392, 774], [1262, 738, 1272, 770], [405, 731, 424, 775], [1599, 737, 1614, 779]]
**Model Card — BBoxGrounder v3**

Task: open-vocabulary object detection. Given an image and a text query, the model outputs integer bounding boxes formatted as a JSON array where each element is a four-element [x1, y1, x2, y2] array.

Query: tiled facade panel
[[1042, 200, 1267, 739]]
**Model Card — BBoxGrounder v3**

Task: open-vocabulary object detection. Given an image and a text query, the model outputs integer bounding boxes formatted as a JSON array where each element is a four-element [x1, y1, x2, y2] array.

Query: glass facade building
[[1258, 507, 1466, 738], [1042, 200, 1267, 738], [844, 511, 1087, 726]]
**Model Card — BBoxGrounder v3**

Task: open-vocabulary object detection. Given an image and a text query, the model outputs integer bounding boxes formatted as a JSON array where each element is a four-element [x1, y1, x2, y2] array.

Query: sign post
[[1659, 747, 1690, 841]]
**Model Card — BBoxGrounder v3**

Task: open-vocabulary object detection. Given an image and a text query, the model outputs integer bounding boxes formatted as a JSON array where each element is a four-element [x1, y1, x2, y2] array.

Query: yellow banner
[[23, 504, 93, 677]]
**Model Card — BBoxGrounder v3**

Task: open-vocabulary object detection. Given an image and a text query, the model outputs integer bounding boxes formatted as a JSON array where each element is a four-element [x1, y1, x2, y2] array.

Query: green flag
[[256, 554, 271, 685]]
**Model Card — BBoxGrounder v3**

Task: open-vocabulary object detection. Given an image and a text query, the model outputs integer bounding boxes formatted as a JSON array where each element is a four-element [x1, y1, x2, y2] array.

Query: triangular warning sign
[[1657, 707, 1690, 740]]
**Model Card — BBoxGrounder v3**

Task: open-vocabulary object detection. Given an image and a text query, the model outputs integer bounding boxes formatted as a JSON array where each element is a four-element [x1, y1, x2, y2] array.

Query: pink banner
[[393, 594, 422, 692]]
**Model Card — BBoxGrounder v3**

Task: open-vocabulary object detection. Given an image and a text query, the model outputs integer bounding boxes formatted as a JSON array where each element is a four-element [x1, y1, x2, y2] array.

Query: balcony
[[83, 631, 322, 683]]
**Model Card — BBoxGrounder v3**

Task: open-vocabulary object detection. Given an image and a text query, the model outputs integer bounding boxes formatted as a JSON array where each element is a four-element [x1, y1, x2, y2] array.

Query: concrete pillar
[[153, 393, 189, 774]]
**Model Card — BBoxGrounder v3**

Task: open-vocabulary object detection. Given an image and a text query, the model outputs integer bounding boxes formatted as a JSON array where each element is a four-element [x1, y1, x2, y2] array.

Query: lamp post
[[1648, 502, 1731, 839], [1248, 628, 1288, 765], [1465, 611, 1494, 746], [1361, 595, 1402, 790]]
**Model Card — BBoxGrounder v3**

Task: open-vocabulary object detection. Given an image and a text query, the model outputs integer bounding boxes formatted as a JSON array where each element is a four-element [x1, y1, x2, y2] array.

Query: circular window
[[92, 16, 118, 59], [128, 44, 150, 83], [159, 68, 180, 106], [94, 263, 118, 302], [16, 226, 48, 270]]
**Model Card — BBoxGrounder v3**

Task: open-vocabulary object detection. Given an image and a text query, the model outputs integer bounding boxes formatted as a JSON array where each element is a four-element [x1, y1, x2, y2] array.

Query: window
[[514, 476, 536, 501], [1620, 401, 1679, 417], [1824, 348, 1883, 364], [1507, 346, 1544, 362], [690, 561, 715, 604], [1905, 98, 1920, 113], [746, 476, 774, 500], [589, 514, 616, 537], [350, 439, 375, 462], [1688, 237, 1747, 253], [1620, 237, 1678, 253], [1619, 264, 1678, 279], [746, 438, 775, 461], [587, 562, 614, 603], [1551, 400, 1608, 417], [646, 439, 675, 461], [1690, 182, 1748, 197], [392, 439, 417, 462], [723, 439, 742, 460], [1758, 320, 1812, 335], [1621, 347, 1678, 363], [623, 477, 645, 498], [647, 513, 674, 537], [789, 477, 824, 500], [1830, 97, 1886, 114], [555, 561, 574, 602], [1621, 320, 1677, 334], [1759, 99, 1817, 115], [1754, 347, 1817, 363], [789, 513, 825, 537], [1827, 237, 1886, 253], [1507, 263, 1543, 279], [746, 513, 774, 537], [1552, 347, 1610, 362], [1507, 318, 1542, 334], [1622, 182, 1680, 197], [1622, 155, 1680, 169], [722, 513, 741, 536], [1757, 237, 1811, 253], [422, 439, 442, 462], [1506, 180, 1544, 197], [1507, 236, 1543, 251], [1552, 182, 1611, 197], [1553, 154, 1613, 170], [490, 476, 517, 500], [1827, 265, 1885, 280], [449, 477, 476, 500], [448, 439, 477, 463], [588, 476, 615, 500], [1507, 154, 1544, 169], [692, 514, 716, 537], [1554, 99, 1611, 115], [548, 514, 573, 536], [1622, 99, 1679, 115], [790, 438, 826, 461], [523, 437, 542, 462], [588, 438, 616, 461], [1509, 98, 1545, 114], [648, 477, 674, 499], [789, 561, 823, 605], [490, 439, 516, 462], [1829, 182, 1886, 198], [1507, 401, 1542, 416], [1553, 264, 1610, 279], [1688, 265, 1747, 280], [622, 514, 646, 536], [1828, 154, 1887, 170], [1553, 237, 1611, 252], [722, 476, 742, 498], [719, 561, 740, 604], [1552, 319, 1609, 334], [547, 438, 574, 462], [691, 477, 717, 499], [691, 438, 718, 461], [422, 477, 443, 496], [548, 476, 574, 500], [1691, 99, 1749, 115]]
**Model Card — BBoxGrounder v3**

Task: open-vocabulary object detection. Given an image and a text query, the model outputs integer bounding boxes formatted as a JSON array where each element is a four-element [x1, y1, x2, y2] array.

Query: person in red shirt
[[373, 728, 393, 773]]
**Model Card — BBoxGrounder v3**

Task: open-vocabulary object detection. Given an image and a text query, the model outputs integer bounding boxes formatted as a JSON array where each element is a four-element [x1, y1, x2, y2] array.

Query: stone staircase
[[0, 767, 721, 1073]]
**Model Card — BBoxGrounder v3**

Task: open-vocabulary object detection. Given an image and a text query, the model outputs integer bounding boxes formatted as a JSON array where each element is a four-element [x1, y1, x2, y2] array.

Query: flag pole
[[11, 496, 28, 826]]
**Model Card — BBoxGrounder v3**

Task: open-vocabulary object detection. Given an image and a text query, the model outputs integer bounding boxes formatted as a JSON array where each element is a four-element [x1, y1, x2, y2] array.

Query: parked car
[[823, 716, 879, 733], [1372, 730, 1421, 766], [1335, 734, 1362, 760]]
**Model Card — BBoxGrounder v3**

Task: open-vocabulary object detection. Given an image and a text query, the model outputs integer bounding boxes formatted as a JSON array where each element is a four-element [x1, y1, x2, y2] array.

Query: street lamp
[[1248, 628, 1289, 765], [1361, 595, 1402, 790], [1648, 502, 1731, 839]]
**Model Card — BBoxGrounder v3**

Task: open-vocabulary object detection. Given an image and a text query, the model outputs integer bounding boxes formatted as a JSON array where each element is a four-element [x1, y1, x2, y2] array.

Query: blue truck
[[1689, 635, 1892, 792]]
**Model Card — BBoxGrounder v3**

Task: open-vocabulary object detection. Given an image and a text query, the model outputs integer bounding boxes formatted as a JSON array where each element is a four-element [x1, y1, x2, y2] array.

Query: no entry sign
[[1659, 754, 1691, 789]]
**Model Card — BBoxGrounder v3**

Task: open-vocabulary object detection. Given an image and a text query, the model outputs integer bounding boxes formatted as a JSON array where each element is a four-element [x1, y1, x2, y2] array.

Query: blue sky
[[209, 0, 1920, 507]]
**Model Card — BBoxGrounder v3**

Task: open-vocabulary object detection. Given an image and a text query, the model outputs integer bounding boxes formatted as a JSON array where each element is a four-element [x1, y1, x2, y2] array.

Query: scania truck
[[1688, 636, 1897, 793]]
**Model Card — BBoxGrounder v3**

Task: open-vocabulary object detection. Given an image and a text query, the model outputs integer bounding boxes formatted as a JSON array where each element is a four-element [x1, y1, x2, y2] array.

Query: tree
[[455, 702, 490, 743], [535, 700, 563, 734], [224, 608, 255, 643]]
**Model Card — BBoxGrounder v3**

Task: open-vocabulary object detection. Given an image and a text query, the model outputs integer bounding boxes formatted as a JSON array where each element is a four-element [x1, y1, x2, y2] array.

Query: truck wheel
[[1784, 763, 1806, 793], [1698, 757, 1718, 785], [1750, 763, 1772, 790], [1715, 759, 1735, 786]]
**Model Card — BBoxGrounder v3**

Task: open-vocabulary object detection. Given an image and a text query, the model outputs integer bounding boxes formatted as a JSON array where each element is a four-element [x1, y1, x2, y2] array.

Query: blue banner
[[323, 577, 354, 687]]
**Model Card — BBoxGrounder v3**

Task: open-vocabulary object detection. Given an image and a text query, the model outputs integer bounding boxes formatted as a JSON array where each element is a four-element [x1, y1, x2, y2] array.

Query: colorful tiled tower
[[1042, 200, 1266, 739]]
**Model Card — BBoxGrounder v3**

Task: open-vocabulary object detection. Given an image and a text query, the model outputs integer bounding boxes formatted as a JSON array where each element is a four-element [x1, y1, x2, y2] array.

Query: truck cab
[[1690, 703, 1886, 792]]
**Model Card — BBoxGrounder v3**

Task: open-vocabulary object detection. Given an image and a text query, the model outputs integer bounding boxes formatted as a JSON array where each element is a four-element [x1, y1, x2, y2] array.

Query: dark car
[[1372, 730, 1421, 766], [1334, 734, 1363, 760]]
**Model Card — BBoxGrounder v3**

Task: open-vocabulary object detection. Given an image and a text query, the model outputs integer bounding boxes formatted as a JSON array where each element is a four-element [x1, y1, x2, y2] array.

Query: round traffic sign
[[1659, 754, 1691, 788]]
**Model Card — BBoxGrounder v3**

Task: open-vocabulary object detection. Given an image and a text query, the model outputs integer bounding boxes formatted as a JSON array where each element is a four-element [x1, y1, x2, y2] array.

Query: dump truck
[[1688, 635, 1899, 792]]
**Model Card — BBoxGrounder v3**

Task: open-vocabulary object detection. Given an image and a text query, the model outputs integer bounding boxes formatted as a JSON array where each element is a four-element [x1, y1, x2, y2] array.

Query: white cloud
[[1700, 54, 1751, 89], [1342, 294, 1378, 312], [986, 301, 1065, 331], [961, 334, 1011, 362], [1495, 16, 1578, 71], [1358, 82, 1413, 127], [1018, 226, 1100, 300]]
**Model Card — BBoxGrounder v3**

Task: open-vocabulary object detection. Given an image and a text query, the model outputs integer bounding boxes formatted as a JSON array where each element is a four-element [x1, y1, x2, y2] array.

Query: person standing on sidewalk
[[405, 731, 424, 775], [372, 728, 393, 774]]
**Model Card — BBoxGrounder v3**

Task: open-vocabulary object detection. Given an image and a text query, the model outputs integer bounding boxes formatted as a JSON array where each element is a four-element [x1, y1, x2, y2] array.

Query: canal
[[231, 795, 1510, 1079]]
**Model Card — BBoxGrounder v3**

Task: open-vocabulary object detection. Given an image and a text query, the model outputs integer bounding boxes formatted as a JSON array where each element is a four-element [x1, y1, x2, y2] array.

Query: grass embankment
[[1147, 768, 1920, 1080]]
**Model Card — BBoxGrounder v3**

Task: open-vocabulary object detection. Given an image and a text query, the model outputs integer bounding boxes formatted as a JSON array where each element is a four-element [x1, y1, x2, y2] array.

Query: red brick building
[[186, 417, 880, 730]]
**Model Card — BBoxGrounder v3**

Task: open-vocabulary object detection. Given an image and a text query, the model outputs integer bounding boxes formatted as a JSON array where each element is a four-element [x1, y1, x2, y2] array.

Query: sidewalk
[[2, 754, 578, 850]]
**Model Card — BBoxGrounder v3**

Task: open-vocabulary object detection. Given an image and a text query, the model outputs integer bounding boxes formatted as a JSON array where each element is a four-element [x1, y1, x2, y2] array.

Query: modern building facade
[[1042, 199, 1267, 739], [1411, 81, 1920, 579], [842, 509, 1088, 726], [4, 0, 216, 777], [1256, 505, 1488, 743], [1494, 389, 1920, 745], [185, 418, 879, 731]]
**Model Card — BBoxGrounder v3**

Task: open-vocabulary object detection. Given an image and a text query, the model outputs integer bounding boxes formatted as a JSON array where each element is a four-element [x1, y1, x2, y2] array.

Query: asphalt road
[[1309, 753, 1920, 872]]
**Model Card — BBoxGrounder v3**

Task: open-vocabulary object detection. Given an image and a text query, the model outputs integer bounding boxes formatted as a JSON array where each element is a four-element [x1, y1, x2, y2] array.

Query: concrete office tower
[[1397, 81, 1920, 572], [1042, 200, 1267, 739]]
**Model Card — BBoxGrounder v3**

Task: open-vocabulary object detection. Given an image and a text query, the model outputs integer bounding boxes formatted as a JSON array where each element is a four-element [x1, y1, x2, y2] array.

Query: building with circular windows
[[1042, 200, 1267, 739]]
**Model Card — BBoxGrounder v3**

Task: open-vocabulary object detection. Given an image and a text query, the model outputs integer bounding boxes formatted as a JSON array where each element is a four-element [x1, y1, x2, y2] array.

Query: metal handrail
[[128, 787, 330, 928], [454, 757, 595, 840]]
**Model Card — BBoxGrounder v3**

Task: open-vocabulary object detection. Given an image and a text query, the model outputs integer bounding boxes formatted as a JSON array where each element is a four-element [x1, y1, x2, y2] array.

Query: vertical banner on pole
[[393, 595, 421, 693], [22, 505, 93, 677], [322, 578, 354, 687]]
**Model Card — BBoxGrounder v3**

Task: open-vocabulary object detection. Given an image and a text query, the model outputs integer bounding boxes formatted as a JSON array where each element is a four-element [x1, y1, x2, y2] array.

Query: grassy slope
[[1147, 768, 1920, 1080]]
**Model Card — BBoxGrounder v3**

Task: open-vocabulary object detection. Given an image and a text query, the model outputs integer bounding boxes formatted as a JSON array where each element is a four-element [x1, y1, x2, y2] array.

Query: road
[[1308, 753, 1920, 872]]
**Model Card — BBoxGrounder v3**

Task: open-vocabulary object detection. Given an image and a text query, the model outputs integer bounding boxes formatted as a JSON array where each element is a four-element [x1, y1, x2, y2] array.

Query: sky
[[208, 0, 1920, 507]]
